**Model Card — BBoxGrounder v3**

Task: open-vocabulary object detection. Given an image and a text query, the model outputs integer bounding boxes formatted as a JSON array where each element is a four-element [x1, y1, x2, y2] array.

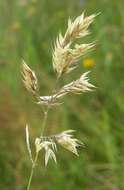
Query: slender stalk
[[26, 152, 39, 190], [26, 75, 61, 190], [40, 75, 60, 137], [26, 103, 49, 190], [40, 109, 49, 136]]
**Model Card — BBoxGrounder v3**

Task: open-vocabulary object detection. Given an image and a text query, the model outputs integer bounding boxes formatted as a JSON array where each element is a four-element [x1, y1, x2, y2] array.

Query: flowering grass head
[[21, 11, 97, 190]]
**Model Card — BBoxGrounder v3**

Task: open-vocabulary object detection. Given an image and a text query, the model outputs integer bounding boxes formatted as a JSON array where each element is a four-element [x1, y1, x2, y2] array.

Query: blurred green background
[[0, 0, 124, 189]]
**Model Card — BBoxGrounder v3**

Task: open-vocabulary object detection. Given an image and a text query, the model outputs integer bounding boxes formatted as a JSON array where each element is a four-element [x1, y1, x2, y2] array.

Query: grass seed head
[[56, 130, 84, 156], [21, 60, 38, 95], [52, 12, 96, 76]]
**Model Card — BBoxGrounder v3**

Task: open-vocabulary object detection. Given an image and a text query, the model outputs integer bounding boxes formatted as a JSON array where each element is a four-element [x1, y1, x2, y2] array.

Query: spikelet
[[38, 71, 95, 106], [21, 60, 38, 95], [57, 71, 95, 95], [25, 125, 34, 163], [63, 13, 96, 44], [35, 138, 57, 166], [52, 12, 96, 76], [53, 42, 95, 75], [38, 130, 84, 159], [56, 130, 84, 156]]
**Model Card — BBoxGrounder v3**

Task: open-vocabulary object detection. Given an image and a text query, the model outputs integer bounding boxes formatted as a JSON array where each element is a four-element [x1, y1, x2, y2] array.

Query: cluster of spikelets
[[34, 130, 83, 166], [22, 12, 96, 166]]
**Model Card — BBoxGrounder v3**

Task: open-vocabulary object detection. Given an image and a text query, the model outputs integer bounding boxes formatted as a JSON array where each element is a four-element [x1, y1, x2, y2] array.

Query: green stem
[[26, 75, 61, 190], [40, 109, 49, 137], [26, 152, 39, 190], [40, 75, 60, 137], [26, 107, 47, 190]]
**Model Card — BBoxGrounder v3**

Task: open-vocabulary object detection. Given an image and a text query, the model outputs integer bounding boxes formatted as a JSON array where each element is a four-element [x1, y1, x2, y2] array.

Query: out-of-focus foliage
[[0, 0, 124, 189]]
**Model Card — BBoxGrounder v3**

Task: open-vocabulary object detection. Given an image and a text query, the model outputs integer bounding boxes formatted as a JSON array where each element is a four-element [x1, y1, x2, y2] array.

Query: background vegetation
[[0, 0, 124, 189]]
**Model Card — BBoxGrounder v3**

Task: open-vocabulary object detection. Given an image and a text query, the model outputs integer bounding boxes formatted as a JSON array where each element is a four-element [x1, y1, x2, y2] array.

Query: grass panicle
[[21, 12, 96, 190]]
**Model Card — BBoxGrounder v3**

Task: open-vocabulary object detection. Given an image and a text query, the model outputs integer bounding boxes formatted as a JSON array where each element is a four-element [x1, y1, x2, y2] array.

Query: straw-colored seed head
[[56, 130, 83, 156], [22, 11, 97, 169], [52, 12, 96, 76], [35, 138, 57, 166], [63, 12, 96, 44], [38, 71, 95, 106], [25, 124, 33, 163], [21, 60, 38, 94], [59, 71, 95, 95]]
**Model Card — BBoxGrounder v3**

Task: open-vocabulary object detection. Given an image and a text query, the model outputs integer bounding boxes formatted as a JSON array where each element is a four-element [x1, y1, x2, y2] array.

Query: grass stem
[[26, 75, 60, 190], [26, 152, 39, 190]]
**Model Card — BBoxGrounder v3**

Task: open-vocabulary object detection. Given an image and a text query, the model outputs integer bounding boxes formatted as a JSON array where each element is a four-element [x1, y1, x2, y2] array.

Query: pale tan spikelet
[[56, 130, 84, 156], [52, 12, 96, 76], [26, 125, 34, 163], [63, 12, 96, 45], [38, 71, 95, 106], [53, 42, 95, 75], [39, 130, 84, 157], [45, 146, 57, 166], [65, 43, 95, 73], [35, 139, 57, 166], [52, 37, 70, 76], [71, 43, 95, 57], [57, 71, 95, 95], [60, 71, 95, 94], [35, 138, 42, 153], [21, 60, 38, 94]]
